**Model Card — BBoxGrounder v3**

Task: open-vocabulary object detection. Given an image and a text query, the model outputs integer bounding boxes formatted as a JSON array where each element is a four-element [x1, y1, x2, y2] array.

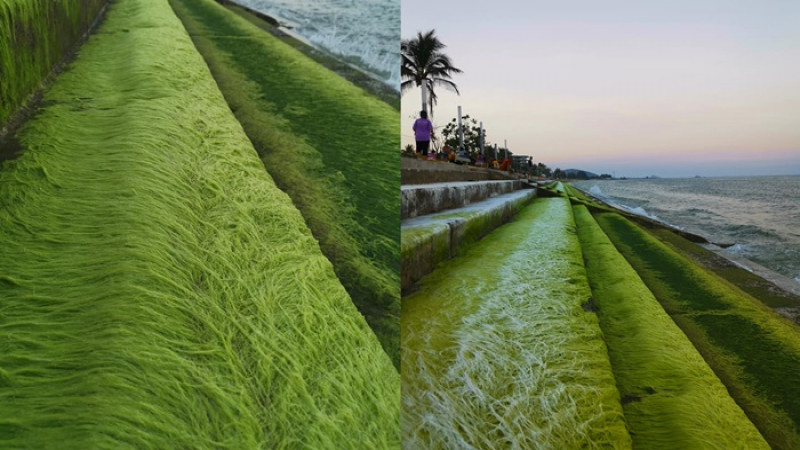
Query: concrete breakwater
[[402, 178, 800, 448]]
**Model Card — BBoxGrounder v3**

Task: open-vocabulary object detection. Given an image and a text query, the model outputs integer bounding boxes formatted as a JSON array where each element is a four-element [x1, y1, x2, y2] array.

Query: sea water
[[232, 0, 399, 90], [572, 176, 800, 285]]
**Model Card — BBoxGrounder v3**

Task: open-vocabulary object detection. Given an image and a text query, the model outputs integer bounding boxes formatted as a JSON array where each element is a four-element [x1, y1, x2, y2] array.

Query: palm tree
[[401, 30, 462, 118]]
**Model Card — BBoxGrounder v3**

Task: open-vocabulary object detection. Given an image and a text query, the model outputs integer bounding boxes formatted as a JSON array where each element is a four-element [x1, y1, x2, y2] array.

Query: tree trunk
[[420, 81, 428, 115]]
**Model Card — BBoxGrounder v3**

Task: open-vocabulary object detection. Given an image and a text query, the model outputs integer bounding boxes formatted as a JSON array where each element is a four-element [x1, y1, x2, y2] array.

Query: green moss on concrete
[[596, 211, 800, 449], [0, 0, 399, 446], [400, 222, 450, 292], [403, 198, 630, 448], [573, 205, 768, 449], [597, 213, 729, 313], [646, 226, 800, 309], [168, 0, 400, 366], [401, 191, 535, 291], [0, 0, 107, 127]]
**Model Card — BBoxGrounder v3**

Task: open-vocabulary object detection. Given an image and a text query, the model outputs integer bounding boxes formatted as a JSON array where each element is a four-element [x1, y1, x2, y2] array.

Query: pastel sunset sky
[[401, 0, 800, 177]]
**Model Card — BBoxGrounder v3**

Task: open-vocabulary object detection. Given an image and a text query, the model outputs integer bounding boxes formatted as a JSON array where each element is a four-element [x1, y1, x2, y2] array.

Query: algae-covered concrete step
[[401, 179, 526, 219], [402, 197, 630, 448], [401, 188, 535, 291], [573, 205, 769, 449]]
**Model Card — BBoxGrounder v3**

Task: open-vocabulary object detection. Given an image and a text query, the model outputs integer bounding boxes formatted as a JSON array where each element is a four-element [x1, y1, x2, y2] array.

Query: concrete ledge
[[402, 157, 518, 184], [402, 180, 525, 219], [401, 189, 536, 292]]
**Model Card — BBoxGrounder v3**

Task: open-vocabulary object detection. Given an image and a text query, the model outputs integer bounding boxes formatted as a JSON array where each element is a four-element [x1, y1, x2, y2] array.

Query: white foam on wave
[[574, 183, 686, 230], [728, 243, 749, 254]]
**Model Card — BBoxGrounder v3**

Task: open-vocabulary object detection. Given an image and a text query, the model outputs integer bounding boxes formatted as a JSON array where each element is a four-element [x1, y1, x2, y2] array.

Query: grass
[[0, 0, 107, 127], [596, 211, 800, 449], [402, 197, 630, 448], [572, 205, 768, 449], [0, 0, 399, 446], [168, 0, 401, 367]]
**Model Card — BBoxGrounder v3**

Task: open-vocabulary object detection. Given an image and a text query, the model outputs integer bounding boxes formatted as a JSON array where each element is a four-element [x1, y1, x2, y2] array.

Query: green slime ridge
[[0, 0, 107, 126], [168, 0, 401, 366], [402, 197, 631, 449], [596, 212, 800, 449], [0, 0, 399, 447], [572, 205, 768, 449]]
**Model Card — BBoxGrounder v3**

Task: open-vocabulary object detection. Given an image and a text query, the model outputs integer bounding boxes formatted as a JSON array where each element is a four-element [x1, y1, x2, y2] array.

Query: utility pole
[[479, 121, 484, 157], [457, 106, 464, 151]]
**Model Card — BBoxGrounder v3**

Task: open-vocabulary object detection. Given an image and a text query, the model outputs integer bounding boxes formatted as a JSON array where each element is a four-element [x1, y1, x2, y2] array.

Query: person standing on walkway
[[413, 110, 434, 158]]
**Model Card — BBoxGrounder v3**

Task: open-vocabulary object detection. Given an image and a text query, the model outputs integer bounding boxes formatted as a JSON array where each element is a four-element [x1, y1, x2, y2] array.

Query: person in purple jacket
[[412, 110, 434, 157]]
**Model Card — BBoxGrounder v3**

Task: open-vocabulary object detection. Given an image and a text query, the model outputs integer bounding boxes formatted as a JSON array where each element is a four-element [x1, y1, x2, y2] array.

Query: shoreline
[[569, 183, 800, 322], [214, 0, 399, 109]]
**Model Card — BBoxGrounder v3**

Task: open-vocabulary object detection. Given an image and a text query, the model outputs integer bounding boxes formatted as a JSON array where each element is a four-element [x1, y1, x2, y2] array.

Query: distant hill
[[563, 168, 600, 179]]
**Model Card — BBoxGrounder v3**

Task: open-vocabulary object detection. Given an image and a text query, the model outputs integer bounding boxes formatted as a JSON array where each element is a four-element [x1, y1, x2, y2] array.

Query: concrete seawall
[[402, 157, 519, 184], [401, 189, 536, 291], [402, 180, 524, 219]]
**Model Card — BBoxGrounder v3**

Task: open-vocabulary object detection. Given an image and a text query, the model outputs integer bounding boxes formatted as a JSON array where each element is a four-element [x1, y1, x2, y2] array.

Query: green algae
[[573, 205, 768, 449], [645, 226, 800, 309], [0, 0, 399, 447], [596, 211, 800, 449], [400, 221, 451, 292], [0, 0, 107, 127], [400, 191, 535, 292], [167, 0, 400, 366], [403, 197, 630, 448]]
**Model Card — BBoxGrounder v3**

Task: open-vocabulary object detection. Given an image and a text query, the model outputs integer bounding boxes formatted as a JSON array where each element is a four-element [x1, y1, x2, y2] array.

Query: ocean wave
[[571, 177, 800, 283], [724, 223, 783, 241], [727, 243, 749, 254], [685, 207, 720, 217], [625, 205, 658, 220]]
